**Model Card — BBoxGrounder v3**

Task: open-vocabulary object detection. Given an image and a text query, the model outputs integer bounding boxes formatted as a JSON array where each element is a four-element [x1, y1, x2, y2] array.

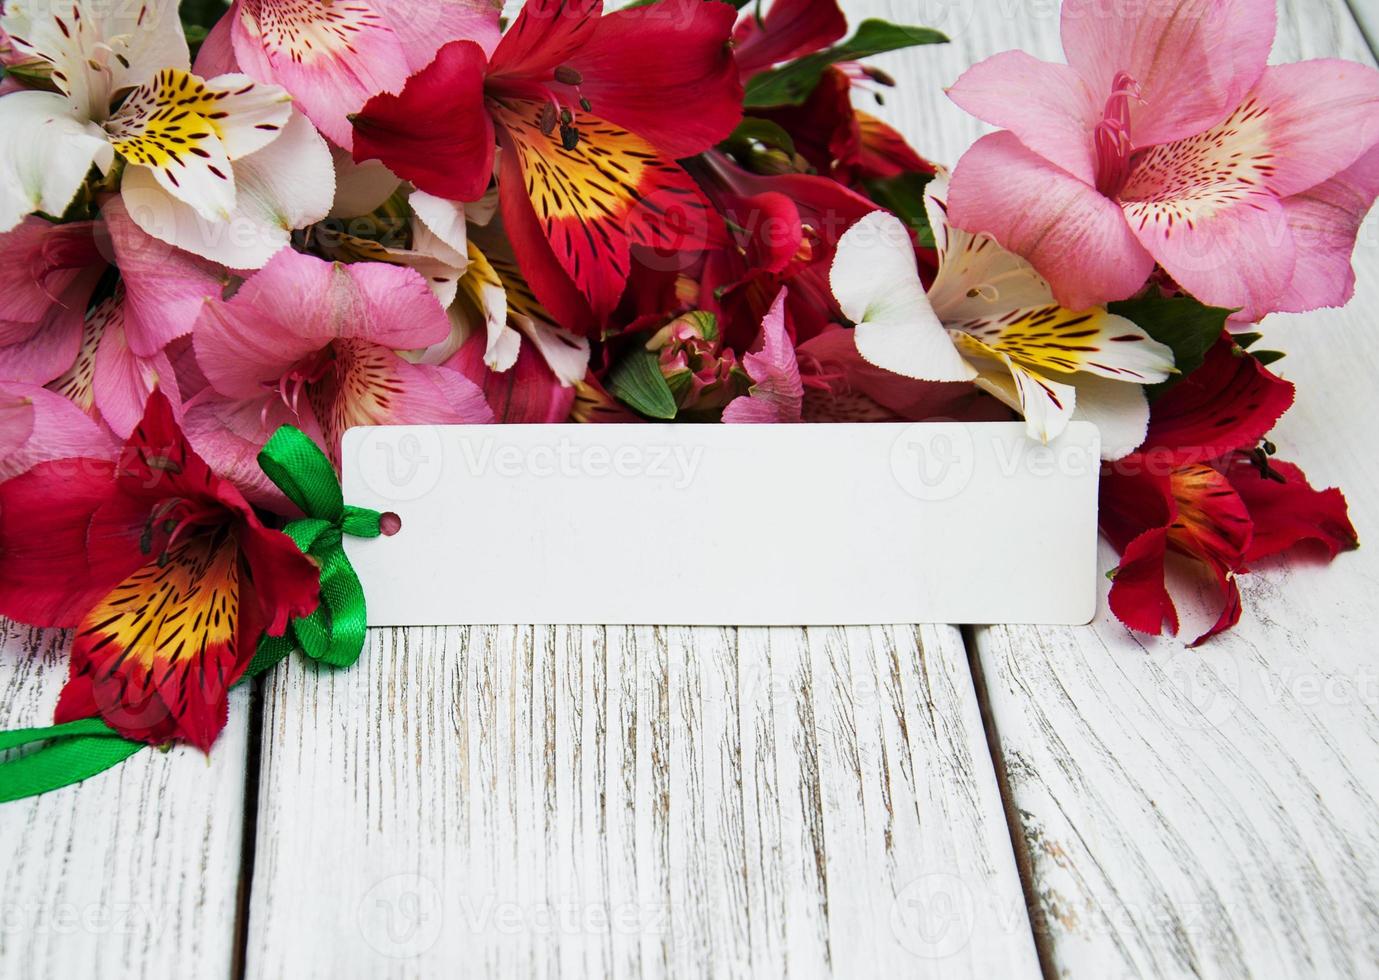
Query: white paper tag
[[341, 423, 1101, 627]]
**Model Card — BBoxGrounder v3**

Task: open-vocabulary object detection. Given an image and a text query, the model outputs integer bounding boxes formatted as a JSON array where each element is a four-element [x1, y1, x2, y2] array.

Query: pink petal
[[946, 51, 1100, 184], [100, 196, 228, 357], [948, 132, 1154, 310], [0, 381, 117, 481], [231, 0, 412, 149], [0, 218, 102, 326], [1060, 0, 1273, 148], [1247, 60, 1379, 198], [1121, 178, 1296, 325], [194, 249, 453, 399], [1275, 144, 1379, 314], [182, 391, 312, 515], [192, 11, 240, 76], [93, 303, 182, 439], [373, 0, 502, 63], [723, 289, 803, 424], [0, 272, 95, 384]]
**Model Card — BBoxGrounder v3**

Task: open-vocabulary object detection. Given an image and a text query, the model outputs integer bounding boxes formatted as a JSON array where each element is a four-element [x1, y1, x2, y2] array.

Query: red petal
[[856, 110, 936, 181], [488, 0, 600, 80], [1107, 528, 1180, 637], [732, 0, 847, 76], [352, 40, 495, 203], [57, 534, 256, 750], [495, 100, 723, 327], [1145, 338, 1295, 464], [566, 0, 743, 159], [448, 331, 577, 423], [1224, 457, 1360, 562], [0, 457, 147, 627], [237, 520, 321, 638]]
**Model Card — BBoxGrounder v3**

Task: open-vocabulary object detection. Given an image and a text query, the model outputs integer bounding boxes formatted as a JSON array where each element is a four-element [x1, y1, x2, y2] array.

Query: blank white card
[[342, 423, 1102, 627]]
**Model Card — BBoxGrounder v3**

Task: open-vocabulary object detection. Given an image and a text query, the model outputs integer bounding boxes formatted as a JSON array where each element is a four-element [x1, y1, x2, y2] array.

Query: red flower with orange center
[[0, 392, 319, 749]]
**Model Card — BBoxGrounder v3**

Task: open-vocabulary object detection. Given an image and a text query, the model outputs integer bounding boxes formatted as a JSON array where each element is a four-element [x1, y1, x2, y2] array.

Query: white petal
[[1009, 361, 1077, 445], [2, 0, 188, 121], [329, 149, 400, 218], [0, 91, 112, 231], [833, 210, 975, 383], [120, 110, 333, 268], [201, 73, 294, 159], [409, 191, 469, 268], [514, 314, 590, 386], [1070, 373, 1152, 461]]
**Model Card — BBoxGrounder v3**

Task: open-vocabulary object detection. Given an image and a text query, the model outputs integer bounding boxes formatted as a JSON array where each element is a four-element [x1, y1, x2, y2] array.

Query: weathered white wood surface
[[0, 620, 251, 980], [913, 2, 1379, 978], [244, 626, 1040, 979]]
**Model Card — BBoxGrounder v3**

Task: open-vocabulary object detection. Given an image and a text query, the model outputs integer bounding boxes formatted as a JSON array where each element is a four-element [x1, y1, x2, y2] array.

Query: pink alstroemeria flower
[[723, 289, 804, 424], [186, 249, 494, 510], [197, 0, 502, 149], [945, 0, 1379, 321]]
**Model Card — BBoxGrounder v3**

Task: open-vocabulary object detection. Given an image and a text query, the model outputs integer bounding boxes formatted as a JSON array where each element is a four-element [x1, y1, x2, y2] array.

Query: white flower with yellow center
[[0, 0, 332, 267], [831, 174, 1176, 459]]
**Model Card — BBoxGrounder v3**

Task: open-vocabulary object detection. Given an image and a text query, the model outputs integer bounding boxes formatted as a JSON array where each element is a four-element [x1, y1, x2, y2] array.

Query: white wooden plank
[[0, 620, 251, 980], [932, 2, 1379, 977], [243, 625, 1041, 979]]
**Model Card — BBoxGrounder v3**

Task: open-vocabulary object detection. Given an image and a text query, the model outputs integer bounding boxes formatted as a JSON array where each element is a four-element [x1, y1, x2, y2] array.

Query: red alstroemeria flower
[[732, 0, 847, 79], [752, 67, 937, 186], [1101, 338, 1358, 645], [352, 0, 743, 334], [0, 391, 319, 749], [694, 154, 879, 349]]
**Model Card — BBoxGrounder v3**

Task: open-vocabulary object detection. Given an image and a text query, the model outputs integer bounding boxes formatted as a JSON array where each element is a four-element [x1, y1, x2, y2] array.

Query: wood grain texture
[[243, 626, 1041, 979], [0, 619, 251, 980], [926, 2, 1379, 977]]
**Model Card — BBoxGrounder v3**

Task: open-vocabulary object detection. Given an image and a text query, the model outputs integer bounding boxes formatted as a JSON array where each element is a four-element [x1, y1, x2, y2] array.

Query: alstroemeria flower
[[0, 0, 334, 268], [945, 0, 1379, 321], [0, 217, 104, 383], [185, 249, 494, 509], [48, 287, 183, 439], [0, 380, 116, 480], [723, 289, 804, 423], [0, 390, 320, 749], [199, 0, 502, 149], [831, 178, 1175, 457], [731, 0, 847, 79], [753, 67, 937, 186], [1, 200, 227, 422], [647, 311, 746, 417], [351, 0, 743, 333], [1102, 338, 1357, 645], [696, 154, 879, 349]]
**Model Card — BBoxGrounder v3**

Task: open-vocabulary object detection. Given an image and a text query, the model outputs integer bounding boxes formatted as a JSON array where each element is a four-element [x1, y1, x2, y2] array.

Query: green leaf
[[1107, 295, 1232, 397], [610, 348, 678, 420], [1251, 349, 1287, 366], [722, 118, 797, 157], [179, 0, 229, 29], [863, 172, 936, 247], [744, 19, 948, 108]]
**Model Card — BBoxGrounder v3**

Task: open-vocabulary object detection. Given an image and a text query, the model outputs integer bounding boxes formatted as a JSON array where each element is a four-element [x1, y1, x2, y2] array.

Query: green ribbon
[[257, 425, 385, 669], [0, 426, 384, 802]]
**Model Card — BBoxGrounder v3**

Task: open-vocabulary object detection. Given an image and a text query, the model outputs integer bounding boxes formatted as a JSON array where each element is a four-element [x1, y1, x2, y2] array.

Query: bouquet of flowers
[[0, 0, 1372, 792]]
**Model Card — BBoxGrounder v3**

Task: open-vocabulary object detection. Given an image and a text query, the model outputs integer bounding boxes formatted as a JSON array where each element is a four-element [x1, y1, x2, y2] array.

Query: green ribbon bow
[[255, 425, 386, 670], [0, 426, 384, 803]]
